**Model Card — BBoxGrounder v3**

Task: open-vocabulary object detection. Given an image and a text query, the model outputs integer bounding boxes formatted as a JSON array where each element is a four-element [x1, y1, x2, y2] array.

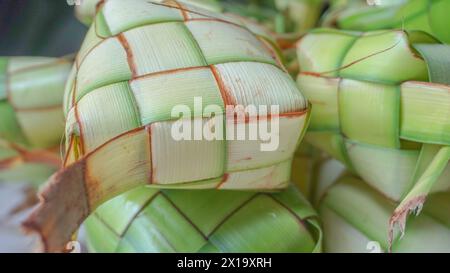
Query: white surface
[[0, 183, 37, 253]]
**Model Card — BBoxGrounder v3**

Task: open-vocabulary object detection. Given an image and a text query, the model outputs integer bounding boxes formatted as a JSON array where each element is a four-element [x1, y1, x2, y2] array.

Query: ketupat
[[76, 0, 324, 35], [221, 0, 324, 36], [75, 0, 101, 26], [75, 0, 223, 25], [320, 0, 374, 27], [291, 146, 346, 202], [74, 0, 289, 68], [84, 185, 322, 253], [0, 57, 72, 186], [319, 174, 450, 253], [74, 0, 322, 76], [229, 0, 323, 75], [74, 0, 281, 53], [291, 154, 450, 252], [323, 0, 450, 43], [274, 0, 324, 34], [24, 0, 310, 252], [296, 28, 450, 240], [223, 0, 326, 74], [325, 0, 408, 11], [290, 143, 328, 199]]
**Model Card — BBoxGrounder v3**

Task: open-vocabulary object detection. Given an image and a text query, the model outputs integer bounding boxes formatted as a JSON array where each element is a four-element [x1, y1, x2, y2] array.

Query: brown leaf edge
[[22, 161, 90, 253], [388, 195, 426, 253]]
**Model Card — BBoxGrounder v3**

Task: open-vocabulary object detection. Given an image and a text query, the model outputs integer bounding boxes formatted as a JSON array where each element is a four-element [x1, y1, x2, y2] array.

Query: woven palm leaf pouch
[[296, 28, 450, 240], [24, 0, 311, 252], [0, 57, 71, 185]]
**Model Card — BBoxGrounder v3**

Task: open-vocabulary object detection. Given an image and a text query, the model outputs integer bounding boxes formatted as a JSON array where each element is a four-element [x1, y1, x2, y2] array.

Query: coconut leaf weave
[[85, 185, 322, 253], [0, 57, 71, 184], [24, 0, 310, 252], [319, 174, 450, 253], [296, 28, 450, 234], [329, 0, 450, 44]]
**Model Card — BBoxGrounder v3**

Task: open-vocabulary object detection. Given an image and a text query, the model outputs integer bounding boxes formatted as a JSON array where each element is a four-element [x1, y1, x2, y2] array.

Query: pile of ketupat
[[0, 0, 447, 253], [294, 0, 450, 253], [0, 56, 71, 252], [23, 0, 320, 253], [0, 57, 71, 186]]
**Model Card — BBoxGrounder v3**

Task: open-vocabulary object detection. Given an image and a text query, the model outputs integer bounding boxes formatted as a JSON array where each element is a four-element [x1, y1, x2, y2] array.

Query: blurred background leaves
[[0, 0, 86, 252], [0, 0, 86, 56]]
